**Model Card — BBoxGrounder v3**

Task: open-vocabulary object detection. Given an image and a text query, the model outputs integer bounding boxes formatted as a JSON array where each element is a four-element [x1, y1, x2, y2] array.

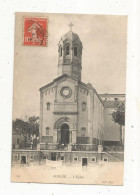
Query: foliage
[[112, 101, 125, 126], [12, 116, 39, 148], [13, 116, 39, 136]]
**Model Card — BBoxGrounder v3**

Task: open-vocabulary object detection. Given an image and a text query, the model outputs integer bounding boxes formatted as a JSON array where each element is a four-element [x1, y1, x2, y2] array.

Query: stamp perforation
[[22, 16, 49, 47]]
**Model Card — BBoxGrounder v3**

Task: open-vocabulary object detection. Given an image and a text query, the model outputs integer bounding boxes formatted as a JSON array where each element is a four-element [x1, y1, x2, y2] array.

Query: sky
[[13, 13, 127, 119]]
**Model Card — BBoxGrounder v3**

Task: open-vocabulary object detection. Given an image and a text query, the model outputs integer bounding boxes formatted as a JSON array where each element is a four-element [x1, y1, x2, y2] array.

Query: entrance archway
[[60, 123, 69, 145]]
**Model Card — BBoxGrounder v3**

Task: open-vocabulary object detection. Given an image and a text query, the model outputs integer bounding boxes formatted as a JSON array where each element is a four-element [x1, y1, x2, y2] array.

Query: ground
[[11, 162, 123, 185]]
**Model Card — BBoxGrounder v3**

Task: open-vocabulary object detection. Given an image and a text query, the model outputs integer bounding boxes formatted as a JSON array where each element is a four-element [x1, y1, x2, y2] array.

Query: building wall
[[87, 89, 94, 142], [53, 79, 78, 144], [55, 79, 78, 106], [100, 94, 125, 102], [77, 86, 88, 139], [40, 84, 56, 143], [77, 85, 104, 145], [103, 108, 120, 142], [12, 150, 123, 165], [12, 150, 42, 165], [92, 92, 104, 144], [40, 78, 79, 145], [40, 77, 105, 146], [99, 94, 125, 143]]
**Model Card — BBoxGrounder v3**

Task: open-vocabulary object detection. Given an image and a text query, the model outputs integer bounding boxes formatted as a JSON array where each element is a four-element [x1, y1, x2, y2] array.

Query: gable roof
[[39, 74, 78, 91], [39, 74, 104, 108], [99, 94, 125, 98]]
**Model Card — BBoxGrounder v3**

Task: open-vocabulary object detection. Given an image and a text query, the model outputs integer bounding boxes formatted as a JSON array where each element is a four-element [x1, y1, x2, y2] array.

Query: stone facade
[[57, 31, 82, 81], [39, 76, 104, 147], [39, 29, 104, 148]]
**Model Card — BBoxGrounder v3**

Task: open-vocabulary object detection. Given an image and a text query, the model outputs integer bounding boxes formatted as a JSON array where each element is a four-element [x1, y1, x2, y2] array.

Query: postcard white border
[[0, 0, 140, 195]]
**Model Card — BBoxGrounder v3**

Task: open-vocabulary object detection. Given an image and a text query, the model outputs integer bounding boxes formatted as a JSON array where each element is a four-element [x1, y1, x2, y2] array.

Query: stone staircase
[[103, 146, 124, 161]]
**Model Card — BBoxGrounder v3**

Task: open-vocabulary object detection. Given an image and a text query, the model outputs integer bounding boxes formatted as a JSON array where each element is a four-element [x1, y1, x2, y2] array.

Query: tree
[[12, 116, 39, 149], [112, 101, 125, 146], [26, 116, 39, 137], [112, 101, 125, 126]]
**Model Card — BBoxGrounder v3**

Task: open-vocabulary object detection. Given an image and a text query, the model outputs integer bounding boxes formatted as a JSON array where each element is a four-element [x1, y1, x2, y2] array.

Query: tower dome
[[57, 23, 83, 81], [60, 31, 82, 44]]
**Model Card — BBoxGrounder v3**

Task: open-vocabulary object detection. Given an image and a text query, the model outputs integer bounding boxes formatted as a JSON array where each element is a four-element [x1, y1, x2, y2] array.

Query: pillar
[[53, 130, 57, 143], [57, 130, 61, 143], [69, 131, 72, 144], [72, 130, 76, 144], [98, 145, 103, 153]]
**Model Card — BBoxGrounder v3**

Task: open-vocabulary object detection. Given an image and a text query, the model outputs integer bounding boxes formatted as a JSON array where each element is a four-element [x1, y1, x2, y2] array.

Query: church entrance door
[[60, 123, 69, 145]]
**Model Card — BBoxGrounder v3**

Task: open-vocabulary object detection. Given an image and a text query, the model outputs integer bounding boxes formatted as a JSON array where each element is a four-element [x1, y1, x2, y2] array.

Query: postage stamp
[[23, 17, 48, 46]]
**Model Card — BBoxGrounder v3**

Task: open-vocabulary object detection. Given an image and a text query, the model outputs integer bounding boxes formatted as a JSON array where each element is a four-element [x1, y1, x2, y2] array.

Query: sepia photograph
[[11, 12, 127, 185]]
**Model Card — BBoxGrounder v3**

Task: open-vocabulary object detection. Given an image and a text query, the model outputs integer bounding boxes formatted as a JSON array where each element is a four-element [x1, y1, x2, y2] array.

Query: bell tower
[[57, 23, 83, 81]]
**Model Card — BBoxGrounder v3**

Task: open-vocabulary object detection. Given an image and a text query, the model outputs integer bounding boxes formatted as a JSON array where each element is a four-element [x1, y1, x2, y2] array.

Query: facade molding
[[53, 112, 78, 115]]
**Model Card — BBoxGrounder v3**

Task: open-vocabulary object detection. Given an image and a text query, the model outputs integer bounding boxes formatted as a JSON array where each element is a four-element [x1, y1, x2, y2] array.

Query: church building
[[39, 24, 104, 150], [12, 24, 125, 166]]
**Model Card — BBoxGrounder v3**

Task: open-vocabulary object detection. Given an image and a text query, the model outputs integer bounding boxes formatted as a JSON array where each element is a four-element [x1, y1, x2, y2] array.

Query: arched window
[[46, 127, 50, 135], [46, 102, 50, 110], [82, 102, 87, 111], [81, 127, 86, 136], [66, 45, 69, 55], [60, 46, 62, 57], [74, 46, 78, 56]]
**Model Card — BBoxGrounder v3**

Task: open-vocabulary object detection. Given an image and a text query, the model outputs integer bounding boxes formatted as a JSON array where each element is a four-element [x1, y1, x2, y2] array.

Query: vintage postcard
[[11, 12, 127, 185]]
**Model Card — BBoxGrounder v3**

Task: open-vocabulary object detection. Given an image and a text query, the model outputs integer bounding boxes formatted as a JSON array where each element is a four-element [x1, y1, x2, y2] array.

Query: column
[[55, 86, 58, 102], [72, 130, 76, 144], [69, 131, 72, 144], [57, 130, 61, 143], [53, 130, 57, 143], [74, 86, 78, 102]]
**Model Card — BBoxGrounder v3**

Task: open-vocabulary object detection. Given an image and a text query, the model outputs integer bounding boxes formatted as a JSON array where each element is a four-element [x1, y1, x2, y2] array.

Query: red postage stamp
[[23, 17, 48, 46]]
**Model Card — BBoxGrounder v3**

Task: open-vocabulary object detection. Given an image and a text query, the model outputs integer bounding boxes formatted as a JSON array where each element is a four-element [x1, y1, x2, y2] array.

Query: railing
[[71, 144, 98, 151], [40, 144, 68, 150], [103, 146, 124, 161], [40, 144, 98, 151], [12, 143, 37, 150], [103, 146, 124, 152]]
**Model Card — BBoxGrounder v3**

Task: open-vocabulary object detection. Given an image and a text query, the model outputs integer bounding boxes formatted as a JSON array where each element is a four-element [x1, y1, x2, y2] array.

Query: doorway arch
[[60, 123, 69, 145]]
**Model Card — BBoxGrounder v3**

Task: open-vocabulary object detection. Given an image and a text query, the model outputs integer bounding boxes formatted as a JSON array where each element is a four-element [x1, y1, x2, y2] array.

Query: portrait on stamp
[[11, 12, 127, 185]]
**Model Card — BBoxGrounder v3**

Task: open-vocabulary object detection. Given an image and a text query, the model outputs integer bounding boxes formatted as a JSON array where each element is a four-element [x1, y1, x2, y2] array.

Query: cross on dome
[[68, 22, 74, 31]]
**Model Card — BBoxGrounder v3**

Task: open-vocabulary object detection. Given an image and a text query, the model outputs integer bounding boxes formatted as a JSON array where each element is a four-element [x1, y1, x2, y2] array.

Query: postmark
[[23, 17, 48, 46]]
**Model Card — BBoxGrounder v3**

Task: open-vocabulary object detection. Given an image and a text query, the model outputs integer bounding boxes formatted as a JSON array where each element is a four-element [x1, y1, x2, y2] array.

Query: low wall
[[12, 149, 124, 166]]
